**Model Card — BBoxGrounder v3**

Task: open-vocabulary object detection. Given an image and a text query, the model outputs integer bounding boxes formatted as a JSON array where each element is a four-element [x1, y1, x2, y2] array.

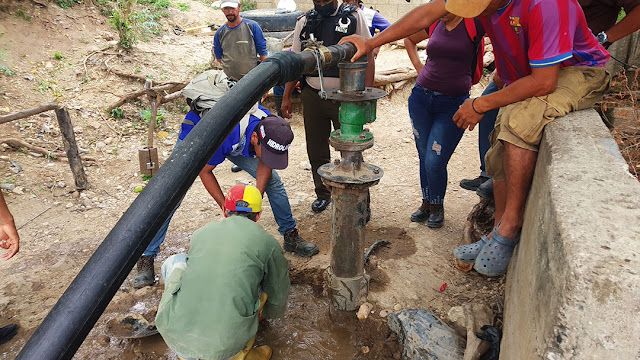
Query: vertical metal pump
[[318, 56, 386, 312]]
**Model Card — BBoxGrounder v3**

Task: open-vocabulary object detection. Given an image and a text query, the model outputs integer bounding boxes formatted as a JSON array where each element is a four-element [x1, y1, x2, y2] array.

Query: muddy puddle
[[76, 283, 398, 359], [257, 285, 357, 359]]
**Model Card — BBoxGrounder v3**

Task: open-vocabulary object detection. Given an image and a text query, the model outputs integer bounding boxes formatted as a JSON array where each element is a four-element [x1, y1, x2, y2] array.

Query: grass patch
[[141, 108, 166, 127], [56, 0, 82, 9], [191, 61, 211, 74], [110, 107, 124, 118], [177, 2, 189, 10], [15, 9, 31, 23], [0, 65, 14, 76], [53, 51, 64, 60], [240, 0, 256, 10], [36, 79, 52, 92]]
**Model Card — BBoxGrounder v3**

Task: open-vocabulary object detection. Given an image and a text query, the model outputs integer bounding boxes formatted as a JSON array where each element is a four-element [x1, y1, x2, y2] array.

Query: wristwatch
[[597, 31, 612, 49]]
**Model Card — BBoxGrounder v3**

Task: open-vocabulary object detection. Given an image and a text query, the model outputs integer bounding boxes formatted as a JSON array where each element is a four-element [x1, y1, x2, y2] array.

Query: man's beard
[[226, 14, 236, 22]]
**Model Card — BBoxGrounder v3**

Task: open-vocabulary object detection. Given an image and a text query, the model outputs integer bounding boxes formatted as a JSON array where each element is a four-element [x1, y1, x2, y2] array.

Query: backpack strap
[[236, 107, 268, 147], [463, 18, 478, 42], [427, 20, 439, 38], [463, 18, 485, 85]]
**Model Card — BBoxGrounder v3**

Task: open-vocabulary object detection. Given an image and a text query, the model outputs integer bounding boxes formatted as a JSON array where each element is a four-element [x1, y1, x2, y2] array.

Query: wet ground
[[72, 283, 400, 359]]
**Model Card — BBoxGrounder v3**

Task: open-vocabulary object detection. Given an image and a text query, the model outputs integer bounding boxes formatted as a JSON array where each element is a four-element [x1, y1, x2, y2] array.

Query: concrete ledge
[[501, 109, 640, 359]]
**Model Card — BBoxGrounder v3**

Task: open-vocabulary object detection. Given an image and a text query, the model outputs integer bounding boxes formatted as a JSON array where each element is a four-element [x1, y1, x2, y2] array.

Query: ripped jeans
[[408, 84, 468, 204]]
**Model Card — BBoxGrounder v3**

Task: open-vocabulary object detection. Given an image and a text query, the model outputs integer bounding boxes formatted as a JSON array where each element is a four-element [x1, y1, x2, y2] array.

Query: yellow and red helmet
[[224, 184, 262, 213]]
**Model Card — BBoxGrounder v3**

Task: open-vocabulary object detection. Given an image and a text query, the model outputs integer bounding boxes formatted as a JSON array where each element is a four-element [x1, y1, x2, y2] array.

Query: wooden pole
[[0, 102, 58, 124], [55, 107, 88, 190], [144, 80, 158, 149]]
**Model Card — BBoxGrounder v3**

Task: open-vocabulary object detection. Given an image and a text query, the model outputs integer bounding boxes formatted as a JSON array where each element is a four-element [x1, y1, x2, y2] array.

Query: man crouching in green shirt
[[155, 184, 290, 360]]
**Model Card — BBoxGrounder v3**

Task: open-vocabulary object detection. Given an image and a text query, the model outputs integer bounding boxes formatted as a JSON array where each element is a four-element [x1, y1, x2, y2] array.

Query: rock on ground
[[388, 309, 465, 360]]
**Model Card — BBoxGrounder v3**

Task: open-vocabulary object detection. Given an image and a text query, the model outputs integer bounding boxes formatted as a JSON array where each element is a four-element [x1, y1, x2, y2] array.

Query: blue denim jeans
[[226, 154, 296, 235], [478, 81, 499, 176], [142, 142, 297, 257], [408, 84, 468, 204]]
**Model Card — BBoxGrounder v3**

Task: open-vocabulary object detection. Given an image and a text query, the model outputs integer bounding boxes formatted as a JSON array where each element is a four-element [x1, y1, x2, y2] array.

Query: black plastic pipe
[[16, 43, 356, 360]]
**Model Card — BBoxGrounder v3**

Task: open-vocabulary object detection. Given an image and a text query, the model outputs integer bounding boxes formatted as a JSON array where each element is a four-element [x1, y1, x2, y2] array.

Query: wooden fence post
[[55, 107, 88, 190]]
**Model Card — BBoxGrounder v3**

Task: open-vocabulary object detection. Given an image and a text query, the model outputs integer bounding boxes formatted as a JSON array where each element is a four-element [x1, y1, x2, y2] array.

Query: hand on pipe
[[339, 35, 371, 63]]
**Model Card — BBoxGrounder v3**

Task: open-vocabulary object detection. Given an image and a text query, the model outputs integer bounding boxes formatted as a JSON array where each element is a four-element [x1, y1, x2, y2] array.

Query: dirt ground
[[0, 1, 504, 358]]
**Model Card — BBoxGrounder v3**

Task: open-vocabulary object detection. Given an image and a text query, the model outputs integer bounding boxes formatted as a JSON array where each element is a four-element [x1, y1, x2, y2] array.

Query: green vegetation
[[0, 65, 13, 76], [140, 108, 166, 127], [191, 61, 211, 74], [15, 9, 31, 23], [240, 0, 256, 10], [134, 10, 163, 36], [141, 174, 153, 181], [177, 2, 189, 11], [110, 107, 124, 118], [56, 0, 82, 9], [53, 51, 64, 60], [110, 0, 138, 49], [36, 79, 52, 92], [1, 177, 16, 185]]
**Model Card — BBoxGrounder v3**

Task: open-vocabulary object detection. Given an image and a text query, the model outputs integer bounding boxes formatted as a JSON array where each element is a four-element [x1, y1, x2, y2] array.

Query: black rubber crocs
[[283, 228, 319, 257]]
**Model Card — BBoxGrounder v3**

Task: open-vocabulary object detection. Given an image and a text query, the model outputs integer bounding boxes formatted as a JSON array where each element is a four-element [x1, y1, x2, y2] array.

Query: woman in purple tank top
[[404, 13, 484, 228]]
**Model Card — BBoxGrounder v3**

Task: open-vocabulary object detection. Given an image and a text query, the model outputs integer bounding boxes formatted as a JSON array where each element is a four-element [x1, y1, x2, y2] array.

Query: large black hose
[[16, 43, 356, 360]]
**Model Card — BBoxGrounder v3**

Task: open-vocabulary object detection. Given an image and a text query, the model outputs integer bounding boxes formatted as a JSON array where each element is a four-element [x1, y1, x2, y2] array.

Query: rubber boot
[[0, 324, 18, 346], [133, 255, 155, 289], [427, 203, 444, 228], [245, 345, 273, 360], [410, 199, 429, 223], [283, 228, 319, 257]]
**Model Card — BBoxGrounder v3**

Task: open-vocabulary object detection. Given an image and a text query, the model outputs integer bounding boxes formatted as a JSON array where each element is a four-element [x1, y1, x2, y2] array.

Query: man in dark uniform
[[281, 0, 375, 213]]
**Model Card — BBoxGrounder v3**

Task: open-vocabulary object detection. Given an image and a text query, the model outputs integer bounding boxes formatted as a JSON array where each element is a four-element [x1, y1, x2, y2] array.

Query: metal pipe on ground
[[16, 43, 357, 360]]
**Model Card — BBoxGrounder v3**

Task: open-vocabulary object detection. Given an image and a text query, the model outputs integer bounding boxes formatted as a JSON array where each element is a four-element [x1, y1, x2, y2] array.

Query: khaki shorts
[[485, 66, 611, 181]]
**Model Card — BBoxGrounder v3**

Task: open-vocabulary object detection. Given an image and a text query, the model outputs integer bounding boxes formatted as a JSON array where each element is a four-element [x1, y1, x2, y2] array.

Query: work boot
[[246, 345, 273, 360], [459, 175, 490, 191], [0, 324, 18, 346], [133, 255, 155, 289], [427, 203, 444, 228], [311, 198, 330, 213], [410, 199, 429, 223], [283, 228, 319, 257]]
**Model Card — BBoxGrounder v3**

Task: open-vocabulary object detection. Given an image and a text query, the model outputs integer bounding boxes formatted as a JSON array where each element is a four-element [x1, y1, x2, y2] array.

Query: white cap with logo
[[220, 0, 239, 8]]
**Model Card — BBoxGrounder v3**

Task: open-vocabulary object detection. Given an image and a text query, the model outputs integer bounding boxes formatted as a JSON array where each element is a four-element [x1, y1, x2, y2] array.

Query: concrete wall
[[500, 109, 640, 359], [259, 0, 426, 22]]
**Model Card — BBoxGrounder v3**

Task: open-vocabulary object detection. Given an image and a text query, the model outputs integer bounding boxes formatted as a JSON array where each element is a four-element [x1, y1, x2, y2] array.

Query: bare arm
[[0, 191, 19, 260], [366, 51, 375, 87], [606, 5, 640, 43], [199, 164, 226, 211], [260, 55, 268, 62], [404, 30, 429, 73], [281, 81, 296, 119], [340, 0, 448, 61], [453, 65, 561, 130], [255, 158, 272, 194]]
